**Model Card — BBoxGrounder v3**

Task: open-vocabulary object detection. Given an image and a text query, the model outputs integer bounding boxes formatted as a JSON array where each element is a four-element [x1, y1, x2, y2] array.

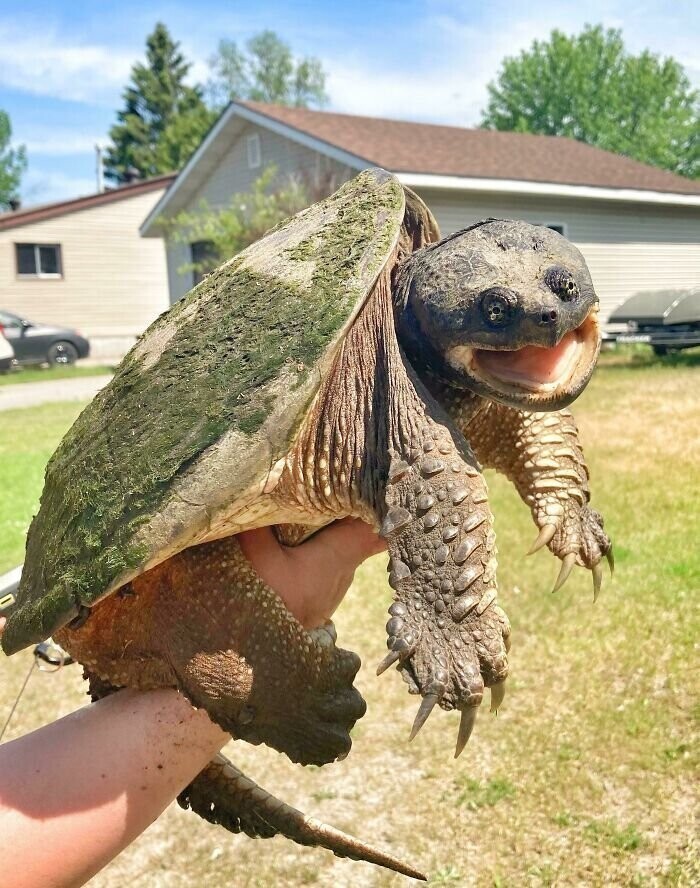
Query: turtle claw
[[409, 693, 440, 741], [552, 552, 577, 593], [606, 545, 615, 577], [490, 680, 506, 713], [592, 562, 603, 602], [308, 620, 338, 648], [455, 705, 478, 758], [376, 650, 401, 676], [527, 523, 556, 555]]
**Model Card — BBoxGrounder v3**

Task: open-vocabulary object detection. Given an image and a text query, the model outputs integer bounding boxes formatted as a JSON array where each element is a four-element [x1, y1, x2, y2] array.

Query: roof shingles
[[243, 101, 700, 195], [0, 174, 176, 231]]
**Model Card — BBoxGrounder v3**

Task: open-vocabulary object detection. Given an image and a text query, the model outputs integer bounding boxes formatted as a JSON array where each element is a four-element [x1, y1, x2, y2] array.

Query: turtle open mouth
[[451, 308, 600, 402]]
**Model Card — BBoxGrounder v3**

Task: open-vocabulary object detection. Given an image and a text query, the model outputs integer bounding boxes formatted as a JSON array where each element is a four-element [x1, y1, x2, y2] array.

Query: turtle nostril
[[540, 308, 558, 325]]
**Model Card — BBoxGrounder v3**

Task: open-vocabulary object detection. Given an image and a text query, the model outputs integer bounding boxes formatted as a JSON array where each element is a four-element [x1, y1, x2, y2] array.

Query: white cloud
[[21, 169, 98, 206], [325, 14, 553, 126], [325, 1, 700, 126], [0, 23, 216, 107], [23, 133, 110, 156], [0, 25, 136, 104]]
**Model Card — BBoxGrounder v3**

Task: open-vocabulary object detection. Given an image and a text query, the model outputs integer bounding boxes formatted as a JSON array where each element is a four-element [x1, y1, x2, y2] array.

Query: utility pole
[[95, 144, 104, 193]]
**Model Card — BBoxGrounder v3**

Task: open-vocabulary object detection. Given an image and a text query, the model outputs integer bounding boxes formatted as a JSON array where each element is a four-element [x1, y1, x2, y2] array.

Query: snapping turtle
[[2, 169, 611, 879]]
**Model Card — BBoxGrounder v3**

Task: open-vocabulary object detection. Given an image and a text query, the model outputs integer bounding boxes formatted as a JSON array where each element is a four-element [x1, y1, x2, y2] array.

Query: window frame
[[0, 309, 24, 330], [190, 240, 218, 285], [15, 242, 63, 279], [535, 222, 567, 237], [246, 133, 261, 170]]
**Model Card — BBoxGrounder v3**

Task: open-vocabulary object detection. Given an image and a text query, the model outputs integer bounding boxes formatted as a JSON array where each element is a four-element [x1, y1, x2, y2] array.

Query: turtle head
[[395, 219, 601, 409]]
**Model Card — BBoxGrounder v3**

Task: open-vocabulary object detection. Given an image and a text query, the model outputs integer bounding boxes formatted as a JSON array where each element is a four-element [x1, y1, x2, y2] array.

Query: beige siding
[[164, 123, 352, 302], [161, 123, 700, 323], [418, 189, 700, 322], [0, 189, 170, 356], [195, 122, 352, 210]]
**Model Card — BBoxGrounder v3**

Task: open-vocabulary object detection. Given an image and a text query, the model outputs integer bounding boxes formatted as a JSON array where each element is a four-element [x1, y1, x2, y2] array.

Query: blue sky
[[1, 0, 698, 205]]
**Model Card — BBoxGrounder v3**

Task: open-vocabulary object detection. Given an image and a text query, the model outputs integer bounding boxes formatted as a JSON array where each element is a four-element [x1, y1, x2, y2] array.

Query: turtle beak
[[447, 306, 601, 407]]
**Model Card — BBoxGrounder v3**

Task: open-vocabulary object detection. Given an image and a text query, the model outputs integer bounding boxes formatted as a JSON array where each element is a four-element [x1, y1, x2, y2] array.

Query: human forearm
[[0, 687, 227, 888], [0, 518, 384, 888]]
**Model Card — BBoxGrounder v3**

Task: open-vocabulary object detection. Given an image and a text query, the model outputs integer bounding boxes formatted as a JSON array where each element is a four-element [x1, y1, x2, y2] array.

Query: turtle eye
[[480, 287, 518, 328], [545, 265, 579, 302]]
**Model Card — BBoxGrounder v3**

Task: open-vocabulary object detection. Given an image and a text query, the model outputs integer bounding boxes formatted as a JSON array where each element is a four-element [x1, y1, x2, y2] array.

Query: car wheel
[[47, 341, 79, 365], [652, 345, 670, 357]]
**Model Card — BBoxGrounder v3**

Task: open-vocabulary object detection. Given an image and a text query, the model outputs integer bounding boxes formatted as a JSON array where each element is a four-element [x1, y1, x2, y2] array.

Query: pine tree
[[105, 23, 215, 183], [0, 110, 26, 209]]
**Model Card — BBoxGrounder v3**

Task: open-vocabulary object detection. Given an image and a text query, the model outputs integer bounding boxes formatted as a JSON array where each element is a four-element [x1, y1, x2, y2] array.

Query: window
[[536, 223, 566, 236], [190, 241, 218, 285], [15, 243, 63, 278], [0, 310, 22, 330], [247, 133, 261, 169]]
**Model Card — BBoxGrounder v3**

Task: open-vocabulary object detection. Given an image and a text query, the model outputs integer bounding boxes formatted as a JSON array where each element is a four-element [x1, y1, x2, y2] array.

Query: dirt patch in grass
[[0, 360, 698, 887]]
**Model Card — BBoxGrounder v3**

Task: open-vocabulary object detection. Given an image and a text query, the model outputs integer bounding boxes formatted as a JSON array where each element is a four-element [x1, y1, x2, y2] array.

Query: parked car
[[0, 310, 90, 366], [0, 330, 14, 372], [606, 288, 700, 355]]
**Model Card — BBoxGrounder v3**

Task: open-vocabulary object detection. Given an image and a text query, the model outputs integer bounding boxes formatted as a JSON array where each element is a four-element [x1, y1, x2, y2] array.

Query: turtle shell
[[2, 168, 405, 655]]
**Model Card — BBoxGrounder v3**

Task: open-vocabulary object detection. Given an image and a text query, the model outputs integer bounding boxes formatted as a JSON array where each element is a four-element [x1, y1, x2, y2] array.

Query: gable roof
[[142, 102, 700, 235], [0, 174, 176, 232], [242, 101, 700, 197]]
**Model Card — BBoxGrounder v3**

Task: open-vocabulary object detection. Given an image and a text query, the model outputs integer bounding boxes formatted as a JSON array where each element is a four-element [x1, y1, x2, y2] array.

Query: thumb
[[305, 518, 387, 570]]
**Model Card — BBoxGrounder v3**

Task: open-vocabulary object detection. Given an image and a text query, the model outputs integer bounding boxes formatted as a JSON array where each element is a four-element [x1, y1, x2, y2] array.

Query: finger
[[283, 520, 385, 628], [238, 521, 385, 629], [237, 526, 289, 583], [307, 518, 387, 568], [237, 527, 318, 623], [237, 524, 361, 628]]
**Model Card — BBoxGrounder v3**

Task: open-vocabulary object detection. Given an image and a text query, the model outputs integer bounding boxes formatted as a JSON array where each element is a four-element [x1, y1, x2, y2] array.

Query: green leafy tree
[[207, 30, 328, 109], [161, 166, 311, 277], [0, 110, 26, 209], [105, 23, 216, 183], [481, 24, 700, 179]]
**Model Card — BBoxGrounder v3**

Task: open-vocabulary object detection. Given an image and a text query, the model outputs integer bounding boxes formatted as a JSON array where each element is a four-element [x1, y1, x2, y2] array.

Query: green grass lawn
[[0, 401, 86, 573], [598, 343, 700, 370], [0, 364, 114, 386], [0, 356, 698, 887]]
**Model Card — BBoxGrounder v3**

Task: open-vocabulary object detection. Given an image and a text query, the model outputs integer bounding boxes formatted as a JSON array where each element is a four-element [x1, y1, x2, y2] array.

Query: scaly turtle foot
[[377, 419, 511, 755], [529, 501, 612, 599]]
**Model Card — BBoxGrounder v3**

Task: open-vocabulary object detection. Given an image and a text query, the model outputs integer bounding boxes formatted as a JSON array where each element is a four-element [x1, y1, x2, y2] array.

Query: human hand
[[238, 518, 386, 629]]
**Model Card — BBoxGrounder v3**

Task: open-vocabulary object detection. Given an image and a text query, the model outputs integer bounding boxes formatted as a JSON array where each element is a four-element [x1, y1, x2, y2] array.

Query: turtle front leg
[[377, 411, 510, 754], [273, 274, 510, 751], [464, 401, 612, 596]]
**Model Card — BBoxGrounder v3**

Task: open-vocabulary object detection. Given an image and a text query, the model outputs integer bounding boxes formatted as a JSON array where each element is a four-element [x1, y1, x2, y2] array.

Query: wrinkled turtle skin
[[2, 169, 611, 881]]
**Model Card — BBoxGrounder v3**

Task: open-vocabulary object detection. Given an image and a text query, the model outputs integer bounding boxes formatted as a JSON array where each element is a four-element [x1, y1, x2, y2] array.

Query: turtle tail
[[178, 753, 427, 881]]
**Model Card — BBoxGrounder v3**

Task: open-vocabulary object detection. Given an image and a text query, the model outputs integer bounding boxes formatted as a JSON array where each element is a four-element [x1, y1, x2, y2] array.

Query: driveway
[[0, 374, 112, 411]]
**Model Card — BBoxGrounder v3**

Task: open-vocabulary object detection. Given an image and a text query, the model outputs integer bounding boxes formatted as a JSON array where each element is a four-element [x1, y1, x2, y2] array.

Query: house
[[0, 174, 175, 360], [141, 101, 700, 327]]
